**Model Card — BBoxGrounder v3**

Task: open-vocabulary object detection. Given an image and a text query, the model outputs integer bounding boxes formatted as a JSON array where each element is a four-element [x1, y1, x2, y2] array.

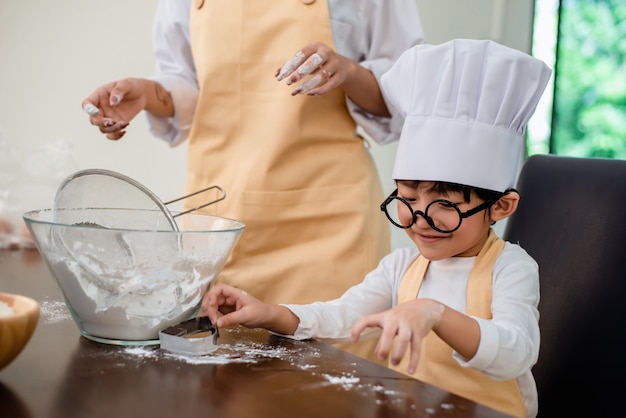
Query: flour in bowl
[[47, 250, 218, 341]]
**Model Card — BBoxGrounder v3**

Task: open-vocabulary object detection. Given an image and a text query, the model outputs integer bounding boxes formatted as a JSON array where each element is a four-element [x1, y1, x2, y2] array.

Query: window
[[529, 0, 626, 159]]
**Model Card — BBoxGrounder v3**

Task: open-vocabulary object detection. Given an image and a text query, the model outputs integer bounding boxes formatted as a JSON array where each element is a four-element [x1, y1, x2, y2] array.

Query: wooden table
[[0, 249, 511, 418]]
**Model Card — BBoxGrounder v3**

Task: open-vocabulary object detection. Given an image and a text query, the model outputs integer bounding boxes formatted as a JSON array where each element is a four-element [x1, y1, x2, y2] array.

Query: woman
[[82, 0, 424, 361]]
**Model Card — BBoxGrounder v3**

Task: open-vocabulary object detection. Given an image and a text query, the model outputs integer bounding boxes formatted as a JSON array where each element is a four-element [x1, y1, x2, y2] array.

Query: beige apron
[[392, 230, 526, 418], [188, 0, 389, 361]]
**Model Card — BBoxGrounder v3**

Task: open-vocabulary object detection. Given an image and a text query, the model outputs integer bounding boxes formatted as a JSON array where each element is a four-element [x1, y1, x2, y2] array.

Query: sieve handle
[[165, 185, 226, 218]]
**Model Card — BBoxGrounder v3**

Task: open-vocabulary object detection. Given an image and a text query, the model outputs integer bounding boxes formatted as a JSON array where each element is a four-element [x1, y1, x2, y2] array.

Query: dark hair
[[396, 180, 504, 203]]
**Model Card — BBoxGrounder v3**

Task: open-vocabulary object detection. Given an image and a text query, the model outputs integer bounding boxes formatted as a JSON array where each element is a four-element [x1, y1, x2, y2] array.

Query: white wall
[[0, 0, 534, 248]]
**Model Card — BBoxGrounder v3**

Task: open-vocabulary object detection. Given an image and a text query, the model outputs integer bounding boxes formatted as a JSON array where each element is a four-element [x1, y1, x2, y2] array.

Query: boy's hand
[[351, 298, 444, 375], [202, 283, 300, 335], [202, 283, 260, 328]]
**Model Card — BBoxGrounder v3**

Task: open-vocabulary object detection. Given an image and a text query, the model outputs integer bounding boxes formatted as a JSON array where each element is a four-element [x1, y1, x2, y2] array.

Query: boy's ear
[[491, 190, 520, 221]]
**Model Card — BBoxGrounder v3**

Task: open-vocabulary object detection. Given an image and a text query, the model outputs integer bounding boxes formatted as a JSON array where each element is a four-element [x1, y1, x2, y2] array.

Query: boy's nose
[[411, 211, 432, 230]]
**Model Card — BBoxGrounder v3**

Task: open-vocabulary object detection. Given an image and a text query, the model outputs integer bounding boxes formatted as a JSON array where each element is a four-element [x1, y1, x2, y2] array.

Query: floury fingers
[[293, 52, 323, 79], [276, 51, 324, 84], [83, 103, 100, 116], [276, 50, 306, 81], [290, 72, 325, 96]]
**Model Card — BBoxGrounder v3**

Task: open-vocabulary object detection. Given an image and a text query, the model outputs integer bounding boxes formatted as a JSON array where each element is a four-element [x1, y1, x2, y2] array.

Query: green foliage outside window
[[551, 0, 626, 158]]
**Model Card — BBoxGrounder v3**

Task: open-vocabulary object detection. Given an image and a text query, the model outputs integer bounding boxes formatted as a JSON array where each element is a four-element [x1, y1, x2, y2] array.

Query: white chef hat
[[382, 39, 552, 192]]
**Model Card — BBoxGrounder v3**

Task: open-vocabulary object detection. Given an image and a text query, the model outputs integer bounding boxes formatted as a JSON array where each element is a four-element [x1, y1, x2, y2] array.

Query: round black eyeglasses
[[380, 188, 503, 233]]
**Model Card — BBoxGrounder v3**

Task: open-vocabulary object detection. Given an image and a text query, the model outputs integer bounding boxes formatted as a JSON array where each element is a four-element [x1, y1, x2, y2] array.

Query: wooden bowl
[[0, 293, 40, 370]]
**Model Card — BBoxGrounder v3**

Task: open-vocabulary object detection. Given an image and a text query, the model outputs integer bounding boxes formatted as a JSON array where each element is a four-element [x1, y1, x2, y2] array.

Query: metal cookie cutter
[[159, 317, 220, 355]]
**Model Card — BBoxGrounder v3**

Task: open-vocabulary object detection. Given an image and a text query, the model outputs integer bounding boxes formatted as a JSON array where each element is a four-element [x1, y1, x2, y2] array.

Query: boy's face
[[395, 180, 493, 260]]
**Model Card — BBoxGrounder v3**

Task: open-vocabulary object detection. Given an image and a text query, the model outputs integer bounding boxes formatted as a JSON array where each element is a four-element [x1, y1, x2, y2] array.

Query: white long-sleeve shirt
[[146, 0, 424, 146], [284, 242, 540, 418]]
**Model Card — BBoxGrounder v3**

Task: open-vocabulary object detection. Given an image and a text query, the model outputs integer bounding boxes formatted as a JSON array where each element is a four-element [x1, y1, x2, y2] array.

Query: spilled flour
[[321, 373, 360, 389], [40, 299, 72, 324], [81, 331, 460, 415], [114, 342, 394, 394], [118, 340, 316, 366]]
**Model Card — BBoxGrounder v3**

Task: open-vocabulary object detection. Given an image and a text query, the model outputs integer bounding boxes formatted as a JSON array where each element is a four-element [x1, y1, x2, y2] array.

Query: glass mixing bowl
[[23, 208, 245, 345]]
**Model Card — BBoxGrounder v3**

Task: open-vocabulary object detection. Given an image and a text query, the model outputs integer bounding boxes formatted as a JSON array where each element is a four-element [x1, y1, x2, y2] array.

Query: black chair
[[503, 154, 626, 417]]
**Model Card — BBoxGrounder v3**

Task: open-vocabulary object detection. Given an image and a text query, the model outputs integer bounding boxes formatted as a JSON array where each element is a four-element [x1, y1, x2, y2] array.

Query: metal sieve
[[52, 168, 226, 231]]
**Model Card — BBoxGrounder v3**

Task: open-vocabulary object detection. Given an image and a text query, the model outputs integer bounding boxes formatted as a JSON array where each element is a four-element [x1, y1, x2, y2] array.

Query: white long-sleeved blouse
[[146, 0, 424, 146], [284, 242, 540, 417]]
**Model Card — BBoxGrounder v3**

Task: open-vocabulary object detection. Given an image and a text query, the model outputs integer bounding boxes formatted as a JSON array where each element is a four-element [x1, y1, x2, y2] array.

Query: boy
[[202, 39, 551, 418]]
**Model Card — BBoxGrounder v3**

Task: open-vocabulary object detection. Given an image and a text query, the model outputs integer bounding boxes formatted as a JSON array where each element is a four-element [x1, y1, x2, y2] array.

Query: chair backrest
[[503, 154, 626, 417]]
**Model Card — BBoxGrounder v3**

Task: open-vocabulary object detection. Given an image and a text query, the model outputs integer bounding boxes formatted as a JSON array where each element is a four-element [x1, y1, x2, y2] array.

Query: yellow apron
[[188, 0, 389, 361], [393, 229, 526, 417]]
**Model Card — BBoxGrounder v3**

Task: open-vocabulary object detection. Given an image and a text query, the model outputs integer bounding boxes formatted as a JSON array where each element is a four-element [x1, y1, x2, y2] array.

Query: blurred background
[[1, 0, 623, 249]]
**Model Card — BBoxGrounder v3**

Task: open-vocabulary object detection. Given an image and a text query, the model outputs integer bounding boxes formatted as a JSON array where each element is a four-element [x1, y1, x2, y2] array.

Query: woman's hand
[[81, 78, 173, 140], [276, 41, 389, 116], [351, 298, 445, 375], [275, 41, 354, 96]]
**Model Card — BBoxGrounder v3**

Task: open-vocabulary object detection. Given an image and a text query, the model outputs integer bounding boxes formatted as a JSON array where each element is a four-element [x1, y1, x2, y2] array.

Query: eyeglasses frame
[[380, 188, 507, 233]]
